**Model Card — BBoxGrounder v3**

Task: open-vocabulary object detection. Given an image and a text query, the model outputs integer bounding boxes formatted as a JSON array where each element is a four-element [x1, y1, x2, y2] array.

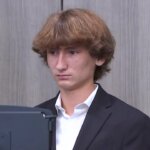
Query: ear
[[95, 59, 105, 66]]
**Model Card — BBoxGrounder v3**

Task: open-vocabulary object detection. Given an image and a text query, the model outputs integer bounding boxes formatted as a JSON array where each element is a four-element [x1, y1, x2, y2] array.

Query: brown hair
[[32, 8, 115, 81]]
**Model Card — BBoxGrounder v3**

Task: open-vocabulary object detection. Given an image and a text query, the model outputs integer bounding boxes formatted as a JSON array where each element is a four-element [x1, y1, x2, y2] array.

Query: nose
[[56, 51, 67, 71]]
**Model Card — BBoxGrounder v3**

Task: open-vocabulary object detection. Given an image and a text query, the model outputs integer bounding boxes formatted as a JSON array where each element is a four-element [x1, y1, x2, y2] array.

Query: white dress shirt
[[55, 85, 98, 150]]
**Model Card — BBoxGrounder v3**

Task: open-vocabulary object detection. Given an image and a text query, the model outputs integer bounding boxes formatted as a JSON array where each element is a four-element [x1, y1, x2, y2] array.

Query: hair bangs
[[47, 16, 92, 50]]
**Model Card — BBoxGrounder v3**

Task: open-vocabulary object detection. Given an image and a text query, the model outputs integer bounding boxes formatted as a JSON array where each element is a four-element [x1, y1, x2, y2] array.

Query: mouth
[[56, 74, 71, 80]]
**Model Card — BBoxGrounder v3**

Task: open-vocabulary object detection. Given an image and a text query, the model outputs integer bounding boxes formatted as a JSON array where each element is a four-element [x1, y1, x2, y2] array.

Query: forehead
[[49, 44, 88, 51]]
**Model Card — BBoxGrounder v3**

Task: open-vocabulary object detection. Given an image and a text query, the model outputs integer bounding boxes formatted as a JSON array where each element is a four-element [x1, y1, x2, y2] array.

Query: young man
[[32, 8, 150, 150]]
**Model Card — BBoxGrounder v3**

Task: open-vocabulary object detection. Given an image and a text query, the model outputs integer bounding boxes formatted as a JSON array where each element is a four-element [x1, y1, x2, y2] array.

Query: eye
[[69, 49, 76, 54], [48, 48, 58, 55], [67, 47, 79, 55]]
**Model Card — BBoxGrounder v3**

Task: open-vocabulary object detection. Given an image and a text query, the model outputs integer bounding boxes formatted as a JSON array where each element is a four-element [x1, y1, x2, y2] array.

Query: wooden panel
[[0, 0, 60, 106], [63, 0, 150, 116]]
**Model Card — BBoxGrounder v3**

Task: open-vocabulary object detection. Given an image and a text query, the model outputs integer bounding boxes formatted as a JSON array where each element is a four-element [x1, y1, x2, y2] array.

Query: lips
[[56, 74, 71, 80]]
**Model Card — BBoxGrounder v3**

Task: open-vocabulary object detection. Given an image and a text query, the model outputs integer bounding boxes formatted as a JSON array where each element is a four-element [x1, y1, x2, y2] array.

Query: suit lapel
[[73, 85, 112, 150]]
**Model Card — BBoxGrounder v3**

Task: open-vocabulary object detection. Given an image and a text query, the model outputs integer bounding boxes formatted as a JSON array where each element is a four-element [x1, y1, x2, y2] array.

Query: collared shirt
[[55, 85, 98, 150]]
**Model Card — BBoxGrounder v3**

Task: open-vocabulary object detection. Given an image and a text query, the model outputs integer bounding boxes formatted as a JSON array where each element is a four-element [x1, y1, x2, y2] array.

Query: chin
[[58, 82, 77, 91]]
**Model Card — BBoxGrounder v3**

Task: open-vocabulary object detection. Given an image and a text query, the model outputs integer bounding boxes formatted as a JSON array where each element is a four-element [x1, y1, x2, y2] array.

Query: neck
[[60, 83, 96, 115]]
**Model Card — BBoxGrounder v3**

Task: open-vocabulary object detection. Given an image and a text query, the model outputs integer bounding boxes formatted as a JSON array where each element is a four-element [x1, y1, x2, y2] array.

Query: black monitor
[[0, 105, 55, 150]]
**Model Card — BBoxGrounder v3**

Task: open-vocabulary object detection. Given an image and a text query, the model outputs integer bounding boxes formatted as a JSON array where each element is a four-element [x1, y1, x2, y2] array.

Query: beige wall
[[0, 0, 150, 116]]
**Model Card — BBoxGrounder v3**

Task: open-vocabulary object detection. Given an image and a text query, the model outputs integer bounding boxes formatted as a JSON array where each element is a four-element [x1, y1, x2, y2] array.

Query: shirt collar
[[55, 85, 98, 113]]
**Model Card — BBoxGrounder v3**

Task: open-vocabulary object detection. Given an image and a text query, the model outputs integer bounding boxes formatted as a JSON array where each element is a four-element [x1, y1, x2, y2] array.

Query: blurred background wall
[[0, 0, 150, 116]]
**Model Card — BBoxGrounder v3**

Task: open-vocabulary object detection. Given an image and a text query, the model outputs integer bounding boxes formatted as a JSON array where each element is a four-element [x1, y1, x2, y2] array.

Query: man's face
[[47, 46, 102, 91]]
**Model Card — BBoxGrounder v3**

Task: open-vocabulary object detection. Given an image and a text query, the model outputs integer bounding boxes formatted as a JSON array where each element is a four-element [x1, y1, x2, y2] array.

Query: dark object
[[0, 105, 55, 150]]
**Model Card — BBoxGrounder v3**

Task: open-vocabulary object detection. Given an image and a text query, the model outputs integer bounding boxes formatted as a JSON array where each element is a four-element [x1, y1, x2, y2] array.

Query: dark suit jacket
[[38, 84, 150, 150]]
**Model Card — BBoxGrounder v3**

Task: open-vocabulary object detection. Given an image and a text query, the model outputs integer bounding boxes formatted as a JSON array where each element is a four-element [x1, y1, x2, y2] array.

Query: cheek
[[47, 56, 55, 71], [84, 59, 96, 75], [47, 55, 55, 66], [72, 58, 96, 74]]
